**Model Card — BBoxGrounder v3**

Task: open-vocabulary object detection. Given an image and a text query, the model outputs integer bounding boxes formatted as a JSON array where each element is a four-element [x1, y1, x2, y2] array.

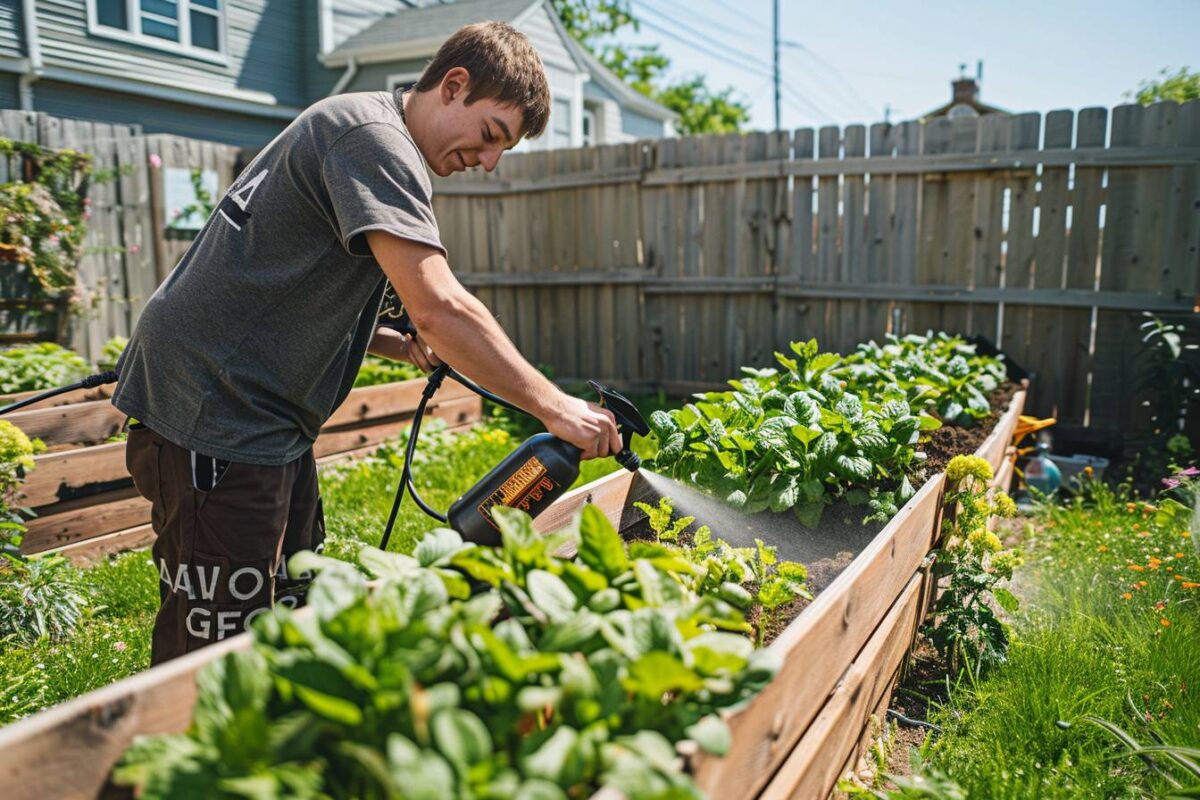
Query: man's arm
[[366, 231, 620, 460], [367, 326, 441, 373]]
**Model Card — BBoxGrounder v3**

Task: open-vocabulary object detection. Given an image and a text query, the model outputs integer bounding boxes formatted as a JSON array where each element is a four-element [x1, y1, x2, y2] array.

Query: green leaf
[[526, 569, 579, 622], [790, 424, 821, 446], [430, 708, 492, 770], [578, 504, 629, 579], [795, 501, 825, 529], [414, 528, 470, 568], [686, 714, 732, 756], [293, 685, 362, 726], [522, 726, 584, 785], [540, 610, 603, 651], [992, 587, 1020, 613], [514, 779, 570, 800], [685, 632, 752, 675], [386, 736, 457, 800], [624, 651, 705, 698], [356, 546, 419, 579]]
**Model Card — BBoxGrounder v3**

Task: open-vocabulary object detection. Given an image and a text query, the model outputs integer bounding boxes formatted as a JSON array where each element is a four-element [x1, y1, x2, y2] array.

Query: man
[[114, 22, 620, 665]]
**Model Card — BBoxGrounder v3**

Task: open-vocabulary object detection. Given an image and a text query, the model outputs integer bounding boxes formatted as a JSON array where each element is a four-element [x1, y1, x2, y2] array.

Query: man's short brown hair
[[415, 22, 550, 139]]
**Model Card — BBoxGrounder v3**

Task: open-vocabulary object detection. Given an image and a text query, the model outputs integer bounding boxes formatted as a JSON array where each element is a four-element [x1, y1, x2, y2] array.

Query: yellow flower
[[983, 532, 1003, 552], [1097, 545, 1108, 553], [1129, 564, 1145, 572], [993, 492, 1017, 518], [1183, 582, 1200, 590], [1121, 592, 1133, 600], [947, 455, 993, 486], [0, 420, 38, 471], [1160, 618, 1171, 627]]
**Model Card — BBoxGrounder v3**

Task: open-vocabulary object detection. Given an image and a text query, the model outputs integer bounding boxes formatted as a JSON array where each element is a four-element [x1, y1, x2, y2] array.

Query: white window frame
[[386, 72, 421, 92], [86, 0, 229, 65], [581, 106, 596, 147]]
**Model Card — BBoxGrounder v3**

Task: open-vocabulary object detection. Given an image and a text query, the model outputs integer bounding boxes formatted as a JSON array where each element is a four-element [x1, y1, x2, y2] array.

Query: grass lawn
[[891, 481, 1200, 798]]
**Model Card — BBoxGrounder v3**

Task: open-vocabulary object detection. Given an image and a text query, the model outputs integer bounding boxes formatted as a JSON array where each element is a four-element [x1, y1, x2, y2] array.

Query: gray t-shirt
[[113, 90, 444, 465]]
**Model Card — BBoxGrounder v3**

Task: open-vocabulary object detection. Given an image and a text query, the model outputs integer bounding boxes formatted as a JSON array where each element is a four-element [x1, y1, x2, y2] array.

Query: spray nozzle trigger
[[588, 380, 650, 472]]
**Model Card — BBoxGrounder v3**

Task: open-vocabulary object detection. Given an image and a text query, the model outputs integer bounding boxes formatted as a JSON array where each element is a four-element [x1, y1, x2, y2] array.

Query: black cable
[[887, 709, 943, 733], [0, 369, 120, 416]]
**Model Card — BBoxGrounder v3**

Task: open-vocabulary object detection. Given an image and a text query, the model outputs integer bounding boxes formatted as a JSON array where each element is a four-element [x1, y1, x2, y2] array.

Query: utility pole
[[773, 0, 781, 130]]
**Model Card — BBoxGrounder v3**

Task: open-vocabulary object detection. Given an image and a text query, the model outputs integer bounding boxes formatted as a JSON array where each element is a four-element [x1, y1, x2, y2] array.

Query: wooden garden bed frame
[[7, 377, 482, 563], [0, 388, 1026, 800]]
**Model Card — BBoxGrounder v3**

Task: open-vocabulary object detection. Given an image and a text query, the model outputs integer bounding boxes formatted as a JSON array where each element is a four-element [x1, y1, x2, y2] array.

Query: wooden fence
[[432, 100, 1200, 438], [0, 110, 241, 362], [2, 103, 1197, 438]]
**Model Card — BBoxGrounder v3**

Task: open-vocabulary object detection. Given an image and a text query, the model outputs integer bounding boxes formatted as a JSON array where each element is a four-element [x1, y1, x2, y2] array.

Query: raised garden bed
[[8, 377, 482, 563], [0, 386, 1026, 800]]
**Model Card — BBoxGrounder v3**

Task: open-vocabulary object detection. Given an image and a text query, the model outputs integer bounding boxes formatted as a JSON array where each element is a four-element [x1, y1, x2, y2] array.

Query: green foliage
[[1130, 67, 1200, 105], [1127, 313, 1200, 493], [0, 554, 92, 644], [352, 353, 424, 388], [550, 0, 750, 135], [0, 342, 90, 394], [0, 139, 92, 299], [115, 509, 781, 799], [634, 496, 810, 646], [892, 475, 1200, 799], [98, 335, 128, 370], [648, 332, 1007, 528], [924, 456, 1020, 676], [0, 418, 45, 556]]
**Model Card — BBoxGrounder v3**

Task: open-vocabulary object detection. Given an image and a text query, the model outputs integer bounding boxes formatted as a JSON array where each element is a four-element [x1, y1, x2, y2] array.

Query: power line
[[782, 41, 878, 118], [781, 83, 837, 124], [632, 17, 774, 83], [631, 0, 775, 76], [642, 0, 768, 50]]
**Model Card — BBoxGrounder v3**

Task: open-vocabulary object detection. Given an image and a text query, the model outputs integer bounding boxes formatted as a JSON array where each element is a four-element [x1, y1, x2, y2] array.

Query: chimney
[[952, 78, 979, 105]]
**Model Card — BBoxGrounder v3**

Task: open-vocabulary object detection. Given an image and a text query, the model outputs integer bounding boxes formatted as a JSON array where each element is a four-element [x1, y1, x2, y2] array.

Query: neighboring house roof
[[323, 0, 676, 122], [324, 0, 543, 65], [560, 32, 677, 122]]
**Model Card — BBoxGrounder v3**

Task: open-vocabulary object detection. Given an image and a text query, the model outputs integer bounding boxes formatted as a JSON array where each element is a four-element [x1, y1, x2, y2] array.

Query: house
[[920, 63, 1008, 121], [0, 0, 676, 148]]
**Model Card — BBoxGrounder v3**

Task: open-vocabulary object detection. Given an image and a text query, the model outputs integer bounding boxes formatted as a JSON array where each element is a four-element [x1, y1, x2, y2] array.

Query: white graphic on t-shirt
[[218, 168, 269, 231]]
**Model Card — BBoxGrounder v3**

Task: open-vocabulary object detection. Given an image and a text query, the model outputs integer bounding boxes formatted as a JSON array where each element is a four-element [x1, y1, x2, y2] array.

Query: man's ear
[[440, 66, 471, 105]]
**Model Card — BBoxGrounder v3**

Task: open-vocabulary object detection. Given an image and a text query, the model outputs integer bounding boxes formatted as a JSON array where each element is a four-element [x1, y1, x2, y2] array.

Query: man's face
[[422, 67, 524, 178]]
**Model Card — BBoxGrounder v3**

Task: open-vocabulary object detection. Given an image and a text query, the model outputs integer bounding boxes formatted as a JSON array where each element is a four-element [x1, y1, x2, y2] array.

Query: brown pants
[[125, 423, 325, 665]]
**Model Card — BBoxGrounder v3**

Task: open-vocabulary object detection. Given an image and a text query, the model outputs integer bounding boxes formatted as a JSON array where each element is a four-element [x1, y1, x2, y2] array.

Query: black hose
[[0, 370, 120, 416]]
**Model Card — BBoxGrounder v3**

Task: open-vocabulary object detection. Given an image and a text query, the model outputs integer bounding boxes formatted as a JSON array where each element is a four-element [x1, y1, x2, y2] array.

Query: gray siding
[[517, 4, 573, 71], [0, 71, 18, 108], [331, 0, 411, 51], [35, 0, 312, 109], [621, 106, 666, 139], [0, 0, 23, 60], [33, 79, 286, 147], [341, 57, 428, 94]]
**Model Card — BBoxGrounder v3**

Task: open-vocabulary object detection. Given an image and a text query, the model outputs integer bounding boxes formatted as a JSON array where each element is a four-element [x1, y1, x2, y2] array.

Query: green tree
[[1129, 67, 1200, 105], [550, 0, 751, 135]]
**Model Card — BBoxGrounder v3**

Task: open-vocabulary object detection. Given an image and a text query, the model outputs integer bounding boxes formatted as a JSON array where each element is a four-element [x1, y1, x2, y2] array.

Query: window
[[89, 0, 226, 62], [581, 107, 596, 147], [386, 73, 421, 93], [551, 97, 571, 148]]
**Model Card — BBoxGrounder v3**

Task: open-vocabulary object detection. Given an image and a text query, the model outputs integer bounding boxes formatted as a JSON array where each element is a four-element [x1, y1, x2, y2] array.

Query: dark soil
[[921, 381, 1018, 477]]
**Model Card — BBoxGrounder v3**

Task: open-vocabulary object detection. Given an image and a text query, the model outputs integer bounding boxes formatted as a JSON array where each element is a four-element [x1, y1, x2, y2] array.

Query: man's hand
[[367, 327, 442, 373], [542, 395, 621, 461]]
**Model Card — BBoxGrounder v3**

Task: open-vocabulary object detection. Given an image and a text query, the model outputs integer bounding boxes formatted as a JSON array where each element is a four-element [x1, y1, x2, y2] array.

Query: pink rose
[[127, 243, 141, 254], [149, 154, 163, 169]]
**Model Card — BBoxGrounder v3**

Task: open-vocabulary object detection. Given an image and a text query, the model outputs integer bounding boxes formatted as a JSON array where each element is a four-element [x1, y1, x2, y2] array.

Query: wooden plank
[[998, 113, 1044, 401], [970, 113, 1010, 339], [841, 125, 867, 351], [816, 126, 840, 350], [914, 117, 952, 334], [891, 121, 921, 335], [0, 384, 114, 411], [324, 378, 474, 429], [780, 128, 816, 347], [19, 441, 130, 509], [1161, 99, 1200, 300], [54, 523, 156, 566], [7, 398, 127, 445], [313, 396, 482, 459], [689, 472, 944, 799], [940, 115, 980, 337], [974, 389, 1028, 475], [22, 489, 150, 554], [757, 574, 922, 800], [865, 123, 893, 340]]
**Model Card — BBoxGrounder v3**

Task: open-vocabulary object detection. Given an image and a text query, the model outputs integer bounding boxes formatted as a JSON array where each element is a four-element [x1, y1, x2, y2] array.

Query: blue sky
[[612, 0, 1199, 130]]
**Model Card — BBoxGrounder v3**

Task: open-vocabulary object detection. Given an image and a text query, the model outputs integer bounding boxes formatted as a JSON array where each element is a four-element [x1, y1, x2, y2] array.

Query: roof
[[560, 30, 678, 122], [323, 0, 676, 123], [325, 0, 541, 64]]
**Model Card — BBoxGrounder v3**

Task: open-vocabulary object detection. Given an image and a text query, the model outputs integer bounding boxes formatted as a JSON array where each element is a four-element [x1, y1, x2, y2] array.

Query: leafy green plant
[[0, 342, 90, 394], [1128, 314, 1200, 493], [352, 353, 424, 388], [0, 139, 92, 299], [115, 506, 780, 799], [648, 335, 968, 528], [97, 335, 128, 371], [0, 419, 91, 644], [633, 496, 811, 646], [924, 456, 1020, 676]]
